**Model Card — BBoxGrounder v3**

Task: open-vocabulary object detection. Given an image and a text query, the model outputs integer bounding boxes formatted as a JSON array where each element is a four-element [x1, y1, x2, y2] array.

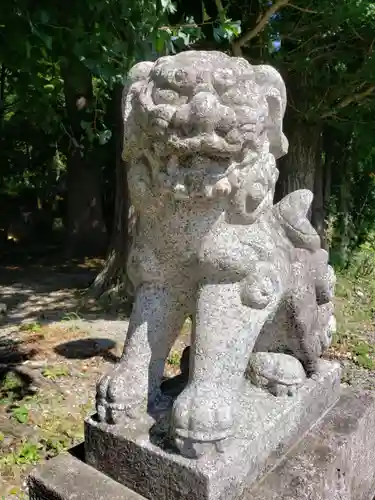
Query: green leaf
[[213, 23, 223, 43], [98, 129, 112, 145], [161, 0, 177, 14], [39, 33, 53, 50], [25, 40, 32, 59], [12, 405, 29, 424], [19, 322, 42, 332], [42, 366, 69, 380], [86, 126, 95, 143], [40, 10, 50, 24], [176, 30, 190, 46], [155, 31, 170, 54], [14, 442, 41, 465], [80, 120, 91, 130], [213, 19, 242, 43], [224, 20, 241, 38]]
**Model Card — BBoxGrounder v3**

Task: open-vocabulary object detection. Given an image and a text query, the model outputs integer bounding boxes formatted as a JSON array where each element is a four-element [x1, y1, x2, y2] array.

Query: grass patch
[[0, 387, 91, 496], [61, 311, 82, 322], [19, 322, 42, 333], [42, 366, 69, 380], [329, 266, 375, 370], [0, 321, 98, 496], [167, 351, 181, 367], [11, 405, 29, 424], [1, 442, 42, 468], [0, 373, 30, 405]]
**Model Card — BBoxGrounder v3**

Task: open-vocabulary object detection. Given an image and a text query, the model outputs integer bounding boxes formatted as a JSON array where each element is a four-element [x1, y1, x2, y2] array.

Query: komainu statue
[[96, 51, 336, 458]]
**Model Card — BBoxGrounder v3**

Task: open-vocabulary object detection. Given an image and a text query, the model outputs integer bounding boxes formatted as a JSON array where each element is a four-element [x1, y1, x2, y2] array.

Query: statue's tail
[[273, 189, 321, 251]]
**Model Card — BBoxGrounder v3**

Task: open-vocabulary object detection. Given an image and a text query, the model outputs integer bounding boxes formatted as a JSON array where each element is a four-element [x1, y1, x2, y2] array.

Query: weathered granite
[[86, 360, 340, 500], [28, 387, 375, 500], [28, 450, 144, 500], [95, 49, 338, 458], [246, 352, 307, 396], [250, 389, 375, 500]]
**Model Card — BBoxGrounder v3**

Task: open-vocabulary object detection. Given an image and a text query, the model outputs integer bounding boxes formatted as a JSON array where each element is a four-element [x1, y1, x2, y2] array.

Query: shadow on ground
[[0, 248, 131, 328], [0, 249, 129, 398], [54, 338, 119, 363], [0, 335, 39, 402]]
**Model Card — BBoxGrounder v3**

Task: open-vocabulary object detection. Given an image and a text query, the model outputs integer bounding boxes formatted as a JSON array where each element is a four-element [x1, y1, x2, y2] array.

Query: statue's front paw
[[171, 383, 235, 458], [96, 364, 147, 424]]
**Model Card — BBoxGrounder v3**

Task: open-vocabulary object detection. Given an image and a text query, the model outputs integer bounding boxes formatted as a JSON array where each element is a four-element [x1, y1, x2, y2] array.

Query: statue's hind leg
[[286, 281, 323, 377], [96, 283, 188, 424]]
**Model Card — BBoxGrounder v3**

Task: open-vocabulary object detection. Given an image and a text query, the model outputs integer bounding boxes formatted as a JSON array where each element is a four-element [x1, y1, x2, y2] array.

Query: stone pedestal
[[28, 386, 375, 500], [84, 361, 340, 500], [29, 361, 375, 500]]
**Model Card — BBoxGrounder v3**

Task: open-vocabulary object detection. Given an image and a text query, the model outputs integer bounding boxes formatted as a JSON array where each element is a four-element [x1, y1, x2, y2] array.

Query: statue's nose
[[173, 92, 235, 135], [190, 92, 220, 122]]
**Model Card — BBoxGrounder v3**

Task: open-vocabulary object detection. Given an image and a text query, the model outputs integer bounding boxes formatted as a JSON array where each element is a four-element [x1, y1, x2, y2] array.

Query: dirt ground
[[0, 256, 189, 498], [0, 255, 374, 498]]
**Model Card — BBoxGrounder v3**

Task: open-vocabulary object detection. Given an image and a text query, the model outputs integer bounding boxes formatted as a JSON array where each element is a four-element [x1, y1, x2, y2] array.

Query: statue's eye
[[175, 69, 188, 82]]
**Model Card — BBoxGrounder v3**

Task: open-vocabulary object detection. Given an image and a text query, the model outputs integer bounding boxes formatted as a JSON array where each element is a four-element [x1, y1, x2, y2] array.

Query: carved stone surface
[[246, 352, 307, 397], [29, 387, 375, 500], [95, 50, 338, 458], [87, 361, 341, 500]]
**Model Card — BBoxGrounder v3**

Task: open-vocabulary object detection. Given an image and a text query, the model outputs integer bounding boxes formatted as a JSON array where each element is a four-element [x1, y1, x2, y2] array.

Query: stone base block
[[28, 386, 375, 500], [28, 446, 144, 500], [250, 389, 375, 500], [85, 361, 340, 500]]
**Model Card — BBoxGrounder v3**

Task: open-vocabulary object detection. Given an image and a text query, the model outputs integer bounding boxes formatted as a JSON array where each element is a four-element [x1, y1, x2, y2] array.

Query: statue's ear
[[265, 88, 289, 160], [252, 65, 289, 160], [122, 61, 154, 120], [122, 61, 154, 160]]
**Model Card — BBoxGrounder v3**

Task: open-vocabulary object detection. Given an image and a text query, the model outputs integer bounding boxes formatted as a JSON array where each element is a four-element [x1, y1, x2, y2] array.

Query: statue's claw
[[171, 382, 236, 457], [174, 436, 230, 459], [95, 364, 148, 424]]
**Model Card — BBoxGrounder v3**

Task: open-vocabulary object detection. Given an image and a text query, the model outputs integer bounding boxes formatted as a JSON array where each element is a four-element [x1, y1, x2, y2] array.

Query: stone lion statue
[[96, 51, 335, 458]]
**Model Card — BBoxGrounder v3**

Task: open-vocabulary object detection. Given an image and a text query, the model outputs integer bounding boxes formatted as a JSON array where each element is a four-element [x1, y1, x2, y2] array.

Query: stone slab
[[27, 386, 375, 500], [249, 388, 375, 500], [85, 360, 341, 500], [28, 448, 144, 500]]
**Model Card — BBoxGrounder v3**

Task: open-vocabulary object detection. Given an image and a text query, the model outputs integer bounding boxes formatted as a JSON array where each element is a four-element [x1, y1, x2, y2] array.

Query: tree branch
[[215, 0, 226, 24], [322, 85, 375, 119], [287, 3, 319, 14], [232, 0, 290, 57], [0, 64, 6, 129]]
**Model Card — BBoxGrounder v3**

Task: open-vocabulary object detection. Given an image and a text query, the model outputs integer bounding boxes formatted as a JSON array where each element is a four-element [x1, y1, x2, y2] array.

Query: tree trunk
[[337, 162, 352, 267], [319, 128, 334, 250], [311, 131, 328, 248], [61, 58, 107, 256], [311, 156, 326, 248], [323, 161, 331, 213], [90, 84, 133, 300], [0, 64, 5, 131], [275, 112, 322, 212], [323, 126, 354, 263]]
